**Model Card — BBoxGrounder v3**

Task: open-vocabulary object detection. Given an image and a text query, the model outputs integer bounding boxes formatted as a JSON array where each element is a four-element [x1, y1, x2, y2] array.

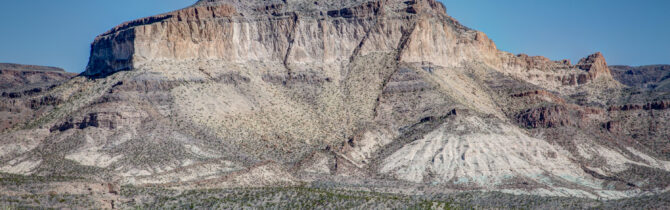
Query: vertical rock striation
[[1, 0, 668, 201]]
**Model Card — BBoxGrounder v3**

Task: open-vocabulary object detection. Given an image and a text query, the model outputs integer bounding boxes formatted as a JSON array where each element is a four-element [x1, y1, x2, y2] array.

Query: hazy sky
[[0, 0, 668, 73]]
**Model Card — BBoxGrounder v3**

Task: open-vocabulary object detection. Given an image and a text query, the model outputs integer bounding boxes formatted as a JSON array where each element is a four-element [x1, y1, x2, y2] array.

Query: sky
[[0, 0, 668, 73]]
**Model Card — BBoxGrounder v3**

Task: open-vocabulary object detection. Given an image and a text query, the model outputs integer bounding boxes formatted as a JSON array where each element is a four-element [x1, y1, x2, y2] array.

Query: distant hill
[[610, 65, 670, 90], [0, 63, 76, 90], [0, 63, 66, 72], [0, 63, 76, 132]]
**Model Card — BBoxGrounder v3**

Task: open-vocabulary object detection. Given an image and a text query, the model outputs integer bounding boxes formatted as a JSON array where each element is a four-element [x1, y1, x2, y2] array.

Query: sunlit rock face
[[2, 0, 669, 200]]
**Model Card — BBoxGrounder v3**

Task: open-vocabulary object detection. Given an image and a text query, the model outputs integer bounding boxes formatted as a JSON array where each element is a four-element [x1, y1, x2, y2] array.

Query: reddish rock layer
[[608, 101, 670, 112]]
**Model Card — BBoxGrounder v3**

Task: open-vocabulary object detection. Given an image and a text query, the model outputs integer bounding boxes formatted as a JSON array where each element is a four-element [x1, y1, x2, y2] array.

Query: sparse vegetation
[[1, 0, 670, 209], [4, 183, 667, 209]]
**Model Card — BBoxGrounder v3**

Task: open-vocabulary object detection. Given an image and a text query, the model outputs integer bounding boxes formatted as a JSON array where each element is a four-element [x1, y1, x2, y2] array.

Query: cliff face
[[84, 0, 617, 92], [84, 0, 452, 77], [2, 0, 669, 200]]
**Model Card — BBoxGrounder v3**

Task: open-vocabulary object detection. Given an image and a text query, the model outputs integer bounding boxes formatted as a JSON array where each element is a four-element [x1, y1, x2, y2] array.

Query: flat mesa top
[[194, 0, 380, 7], [190, 0, 446, 16], [0, 63, 66, 72]]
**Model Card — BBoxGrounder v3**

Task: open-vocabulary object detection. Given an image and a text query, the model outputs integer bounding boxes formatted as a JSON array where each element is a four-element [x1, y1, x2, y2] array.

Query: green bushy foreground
[[1, 173, 669, 209], [4, 186, 669, 209], [119, 186, 670, 209]]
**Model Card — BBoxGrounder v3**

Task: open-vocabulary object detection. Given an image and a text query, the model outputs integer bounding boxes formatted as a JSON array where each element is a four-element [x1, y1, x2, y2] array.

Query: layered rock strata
[[0, 0, 668, 200]]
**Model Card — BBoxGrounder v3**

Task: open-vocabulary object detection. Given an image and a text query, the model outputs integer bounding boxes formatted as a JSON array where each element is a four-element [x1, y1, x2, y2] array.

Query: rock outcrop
[[1, 0, 669, 202], [0, 63, 76, 131], [576, 52, 613, 81], [608, 101, 670, 112], [516, 105, 576, 128], [84, 0, 454, 78]]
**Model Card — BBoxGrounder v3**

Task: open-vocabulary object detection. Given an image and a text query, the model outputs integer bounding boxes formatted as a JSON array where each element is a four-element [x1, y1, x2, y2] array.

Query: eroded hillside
[[1, 0, 669, 205]]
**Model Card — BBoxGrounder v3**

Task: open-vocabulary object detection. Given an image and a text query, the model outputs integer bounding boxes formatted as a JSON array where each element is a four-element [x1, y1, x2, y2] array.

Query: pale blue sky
[[0, 0, 668, 73], [444, 0, 670, 67]]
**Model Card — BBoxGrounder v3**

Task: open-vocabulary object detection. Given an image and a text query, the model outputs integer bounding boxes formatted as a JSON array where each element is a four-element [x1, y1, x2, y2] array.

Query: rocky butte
[[1, 0, 670, 208]]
